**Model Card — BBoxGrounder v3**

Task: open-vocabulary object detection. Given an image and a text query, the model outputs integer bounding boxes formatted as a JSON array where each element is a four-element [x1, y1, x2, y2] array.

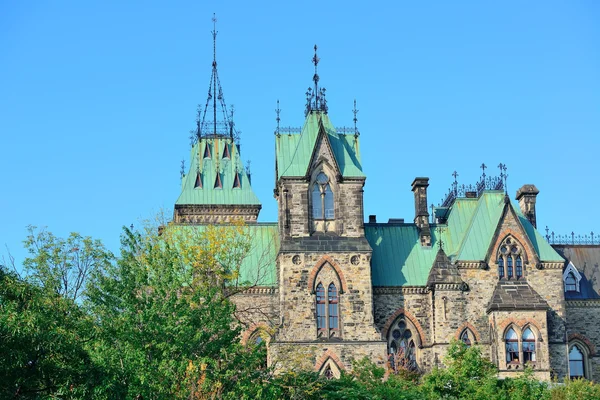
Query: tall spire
[[194, 13, 238, 142], [305, 45, 328, 116]]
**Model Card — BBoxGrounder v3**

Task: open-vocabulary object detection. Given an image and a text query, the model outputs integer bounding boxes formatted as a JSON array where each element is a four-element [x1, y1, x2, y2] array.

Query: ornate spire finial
[[304, 45, 328, 116], [480, 163, 487, 180], [275, 100, 281, 136], [353, 99, 359, 137], [180, 159, 185, 178]]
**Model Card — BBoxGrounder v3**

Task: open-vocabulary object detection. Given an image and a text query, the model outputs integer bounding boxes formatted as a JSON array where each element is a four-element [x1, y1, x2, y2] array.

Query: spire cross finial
[[211, 13, 217, 65], [353, 99, 359, 137], [180, 159, 185, 178], [452, 171, 459, 194], [312, 45, 320, 110], [480, 163, 487, 180], [275, 100, 281, 135], [211, 14, 218, 136]]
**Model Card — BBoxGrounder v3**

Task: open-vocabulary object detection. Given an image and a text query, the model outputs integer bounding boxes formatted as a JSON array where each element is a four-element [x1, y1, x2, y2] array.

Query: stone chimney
[[516, 184, 539, 228], [411, 177, 431, 246]]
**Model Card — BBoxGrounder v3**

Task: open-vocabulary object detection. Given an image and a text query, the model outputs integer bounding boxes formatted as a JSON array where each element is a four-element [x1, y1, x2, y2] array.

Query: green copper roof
[[176, 138, 261, 206], [366, 191, 563, 286], [275, 112, 364, 179], [176, 223, 279, 286]]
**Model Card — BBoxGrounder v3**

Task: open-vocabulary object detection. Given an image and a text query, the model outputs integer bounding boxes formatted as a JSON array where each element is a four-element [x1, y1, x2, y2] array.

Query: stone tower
[[269, 47, 387, 376]]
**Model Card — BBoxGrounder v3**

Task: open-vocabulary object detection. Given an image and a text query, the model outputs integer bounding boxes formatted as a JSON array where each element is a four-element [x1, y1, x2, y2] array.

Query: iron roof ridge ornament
[[439, 164, 507, 207], [305, 45, 328, 117]]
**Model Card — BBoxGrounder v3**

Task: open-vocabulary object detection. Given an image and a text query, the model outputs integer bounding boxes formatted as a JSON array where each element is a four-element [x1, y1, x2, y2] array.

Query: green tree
[[86, 222, 270, 399], [0, 266, 99, 399]]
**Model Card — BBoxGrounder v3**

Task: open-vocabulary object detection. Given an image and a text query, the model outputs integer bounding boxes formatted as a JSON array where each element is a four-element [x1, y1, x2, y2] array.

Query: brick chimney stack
[[516, 184, 540, 228], [411, 177, 431, 247]]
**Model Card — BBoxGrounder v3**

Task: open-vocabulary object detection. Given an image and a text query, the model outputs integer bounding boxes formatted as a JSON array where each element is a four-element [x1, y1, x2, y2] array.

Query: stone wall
[[565, 302, 600, 381]]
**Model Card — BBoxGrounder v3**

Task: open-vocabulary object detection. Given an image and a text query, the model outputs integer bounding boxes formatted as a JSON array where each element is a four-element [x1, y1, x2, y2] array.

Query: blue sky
[[1, 1, 599, 266]]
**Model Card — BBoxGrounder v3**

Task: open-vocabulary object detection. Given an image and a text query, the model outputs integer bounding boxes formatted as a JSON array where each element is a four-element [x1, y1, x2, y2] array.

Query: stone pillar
[[515, 185, 539, 228], [411, 177, 431, 247]]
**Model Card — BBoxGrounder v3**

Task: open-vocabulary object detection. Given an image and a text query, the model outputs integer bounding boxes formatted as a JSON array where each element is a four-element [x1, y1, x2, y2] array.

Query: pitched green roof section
[[175, 223, 279, 286], [275, 112, 364, 179], [176, 138, 261, 206], [367, 191, 563, 287]]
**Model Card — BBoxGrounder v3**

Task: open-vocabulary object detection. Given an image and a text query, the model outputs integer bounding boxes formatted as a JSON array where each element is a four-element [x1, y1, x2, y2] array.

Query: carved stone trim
[[566, 299, 600, 308], [373, 286, 429, 295], [456, 261, 487, 269], [539, 262, 564, 270], [236, 287, 278, 295]]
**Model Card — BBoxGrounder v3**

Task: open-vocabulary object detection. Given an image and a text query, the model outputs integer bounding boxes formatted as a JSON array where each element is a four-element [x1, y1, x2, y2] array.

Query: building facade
[[173, 34, 600, 381]]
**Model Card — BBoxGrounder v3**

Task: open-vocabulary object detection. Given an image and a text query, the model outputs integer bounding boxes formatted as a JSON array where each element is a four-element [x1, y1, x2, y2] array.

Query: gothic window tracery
[[311, 172, 334, 220], [387, 317, 418, 371], [460, 329, 475, 347], [497, 237, 525, 280]]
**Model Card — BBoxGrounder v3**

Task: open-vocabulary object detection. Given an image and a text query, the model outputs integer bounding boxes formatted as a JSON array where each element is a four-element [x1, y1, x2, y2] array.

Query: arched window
[[460, 329, 472, 347], [315, 282, 340, 338], [497, 237, 526, 280], [505, 328, 519, 363], [312, 185, 323, 219], [312, 172, 334, 220], [323, 365, 334, 379], [569, 345, 585, 379], [522, 328, 536, 362], [328, 283, 339, 331], [316, 283, 326, 332], [387, 317, 418, 371], [565, 272, 577, 292]]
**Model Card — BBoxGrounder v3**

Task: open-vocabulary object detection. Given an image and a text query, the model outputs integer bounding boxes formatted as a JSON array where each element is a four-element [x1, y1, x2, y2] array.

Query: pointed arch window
[[497, 257, 504, 278], [316, 282, 340, 338], [497, 237, 525, 280], [203, 143, 211, 159], [387, 317, 418, 371], [505, 328, 519, 363], [565, 272, 577, 292], [194, 173, 202, 189], [460, 329, 472, 347], [312, 172, 334, 220], [522, 328, 536, 362], [316, 283, 326, 331], [328, 283, 339, 330], [516, 256, 523, 279], [569, 345, 585, 379]]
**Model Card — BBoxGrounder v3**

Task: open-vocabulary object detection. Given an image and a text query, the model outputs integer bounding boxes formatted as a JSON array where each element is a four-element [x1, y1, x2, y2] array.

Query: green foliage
[[0, 266, 99, 399], [549, 378, 600, 400]]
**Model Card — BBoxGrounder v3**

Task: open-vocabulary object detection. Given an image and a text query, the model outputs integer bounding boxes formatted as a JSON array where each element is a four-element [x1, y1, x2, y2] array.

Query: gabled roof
[[365, 191, 564, 287], [487, 281, 549, 312], [275, 112, 364, 179], [176, 138, 261, 206]]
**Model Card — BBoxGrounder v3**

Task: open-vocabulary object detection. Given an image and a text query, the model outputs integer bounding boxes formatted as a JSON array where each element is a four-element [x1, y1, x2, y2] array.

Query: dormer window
[[312, 172, 334, 220], [203, 143, 211, 159], [563, 262, 581, 293]]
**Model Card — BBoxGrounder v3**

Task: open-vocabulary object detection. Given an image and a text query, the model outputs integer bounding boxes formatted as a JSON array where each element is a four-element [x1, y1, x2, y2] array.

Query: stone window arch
[[311, 172, 335, 220], [387, 315, 420, 371], [522, 327, 536, 363], [568, 339, 593, 379], [505, 327, 520, 363], [497, 236, 527, 280], [460, 328, 476, 347]]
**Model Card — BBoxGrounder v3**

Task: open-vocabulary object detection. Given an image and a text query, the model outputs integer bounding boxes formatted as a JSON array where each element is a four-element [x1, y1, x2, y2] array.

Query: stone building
[[173, 31, 600, 381]]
